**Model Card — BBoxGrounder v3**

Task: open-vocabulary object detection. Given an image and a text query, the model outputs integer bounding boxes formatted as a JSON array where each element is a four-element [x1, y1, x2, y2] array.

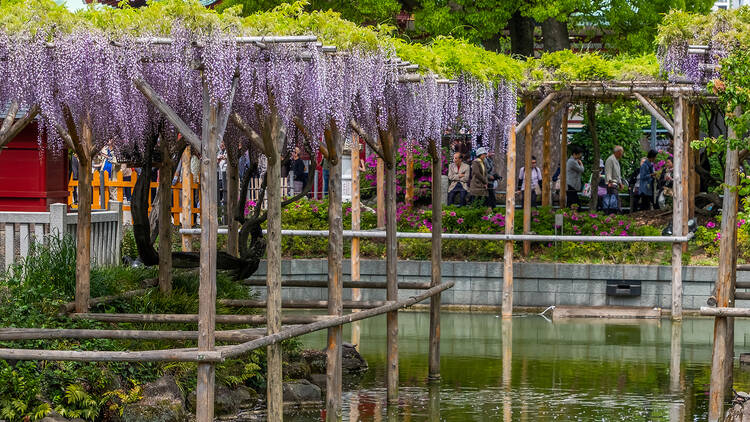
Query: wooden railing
[[67, 171, 292, 225]]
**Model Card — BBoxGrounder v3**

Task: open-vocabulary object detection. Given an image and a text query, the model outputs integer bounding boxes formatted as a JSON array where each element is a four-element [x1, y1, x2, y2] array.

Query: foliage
[[217, 0, 402, 26], [0, 361, 51, 421], [570, 103, 651, 180], [361, 145, 434, 203], [525, 50, 661, 83]]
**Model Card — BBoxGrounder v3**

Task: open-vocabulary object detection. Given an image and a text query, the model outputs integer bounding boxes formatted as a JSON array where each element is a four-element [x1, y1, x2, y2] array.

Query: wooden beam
[[0, 327, 266, 342], [428, 138, 442, 379], [502, 124, 517, 318], [559, 107, 568, 208], [350, 136, 362, 350], [60, 287, 153, 314], [241, 279, 433, 289], [633, 93, 674, 136], [134, 77, 201, 150], [70, 313, 333, 324], [523, 99, 533, 256], [180, 148, 193, 251], [515, 93, 556, 136], [0, 347, 223, 363], [218, 299, 388, 309], [382, 128, 399, 404], [708, 108, 741, 422], [350, 119, 384, 159], [232, 112, 266, 155], [542, 106, 551, 207]]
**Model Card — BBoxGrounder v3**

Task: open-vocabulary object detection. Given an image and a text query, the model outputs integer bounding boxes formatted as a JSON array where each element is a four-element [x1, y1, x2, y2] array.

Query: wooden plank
[[350, 137, 362, 350], [218, 299, 388, 309], [0, 327, 267, 342], [376, 157, 385, 227], [633, 93, 675, 135], [5, 224, 13, 269], [428, 139, 442, 379], [325, 124, 344, 421], [523, 99, 533, 256], [708, 109, 741, 422], [702, 307, 750, 317], [181, 148, 193, 251], [0, 347, 223, 363], [61, 288, 153, 314], [552, 306, 661, 319], [671, 96, 685, 321], [502, 125, 517, 318], [542, 107, 551, 207], [241, 279, 433, 290], [515, 93, 556, 136], [559, 107, 568, 208], [159, 139, 173, 293], [71, 313, 333, 324]]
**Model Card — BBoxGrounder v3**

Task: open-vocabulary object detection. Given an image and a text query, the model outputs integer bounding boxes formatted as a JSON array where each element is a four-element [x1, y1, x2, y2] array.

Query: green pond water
[[281, 312, 750, 421]]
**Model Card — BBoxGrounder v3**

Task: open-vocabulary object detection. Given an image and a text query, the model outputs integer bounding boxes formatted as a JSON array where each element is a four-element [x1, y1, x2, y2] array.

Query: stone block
[[520, 263, 556, 279], [688, 266, 716, 282], [441, 262, 455, 277], [556, 263, 589, 280], [471, 290, 501, 306], [589, 265, 623, 280], [572, 279, 606, 295], [486, 262, 504, 278], [555, 292, 591, 306], [515, 291, 553, 307], [538, 279, 572, 293], [399, 260, 421, 276], [589, 293, 606, 306], [737, 270, 750, 283], [472, 278, 501, 291], [606, 296, 642, 307], [360, 259, 382, 275], [453, 290, 472, 305], [642, 281, 669, 296], [623, 265, 658, 281], [452, 261, 486, 278], [439, 288, 455, 304], [418, 261, 432, 276], [515, 279, 539, 292], [683, 282, 711, 296], [658, 295, 672, 308], [341, 259, 352, 275]]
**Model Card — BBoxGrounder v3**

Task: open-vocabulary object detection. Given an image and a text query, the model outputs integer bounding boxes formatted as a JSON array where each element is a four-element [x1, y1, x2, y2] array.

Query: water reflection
[[289, 312, 750, 421]]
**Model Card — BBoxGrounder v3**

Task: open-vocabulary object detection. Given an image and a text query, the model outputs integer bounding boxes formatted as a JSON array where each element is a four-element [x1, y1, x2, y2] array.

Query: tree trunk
[[75, 152, 93, 313], [509, 11, 535, 57], [158, 140, 174, 293], [226, 148, 240, 257], [132, 141, 159, 267], [541, 17, 571, 51]]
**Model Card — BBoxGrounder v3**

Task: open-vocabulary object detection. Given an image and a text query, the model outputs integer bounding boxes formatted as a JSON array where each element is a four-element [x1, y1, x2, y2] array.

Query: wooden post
[[383, 130, 399, 404], [588, 103, 601, 212], [405, 147, 414, 207], [265, 125, 284, 421], [708, 110, 741, 422], [542, 107, 551, 207], [502, 126, 517, 318], [559, 107, 568, 209], [180, 148, 193, 251], [158, 139, 174, 293], [692, 105, 701, 210], [350, 137, 361, 351], [428, 138, 442, 380], [670, 321, 684, 421], [671, 95, 685, 321], [226, 148, 240, 257], [523, 99, 533, 256], [682, 103, 690, 254], [688, 104, 697, 221], [325, 124, 344, 421], [75, 119, 94, 314], [376, 157, 385, 227], [196, 91, 219, 422]]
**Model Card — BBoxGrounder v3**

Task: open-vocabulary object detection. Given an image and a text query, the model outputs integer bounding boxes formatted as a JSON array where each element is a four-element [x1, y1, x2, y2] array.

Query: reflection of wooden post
[[523, 99, 533, 256], [428, 139, 442, 379], [383, 131, 399, 405], [406, 148, 414, 206], [428, 381, 440, 421], [180, 148, 192, 252], [708, 108, 741, 422], [502, 318, 513, 422], [351, 137, 361, 351], [377, 157, 385, 227], [671, 95, 685, 321], [542, 107, 551, 207], [502, 126, 517, 318], [325, 125, 343, 422], [559, 107, 568, 209], [669, 321, 684, 422]]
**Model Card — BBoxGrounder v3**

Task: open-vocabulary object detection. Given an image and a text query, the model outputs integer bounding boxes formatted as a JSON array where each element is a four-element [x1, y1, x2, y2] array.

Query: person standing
[[565, 147, 584, 208], [291, 147, 306, 194], [518, 156, 541, 207], [604, 146, 624, 213], [485, 151, 500, 209], [638, 150, 657, 211], [70, 153, 79, 205], [447, 152, 470, 206], [468, 147, 489, 204]]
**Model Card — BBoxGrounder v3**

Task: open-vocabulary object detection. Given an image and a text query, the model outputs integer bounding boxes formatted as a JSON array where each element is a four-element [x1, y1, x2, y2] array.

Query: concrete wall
[[253, 259, 730, 310]]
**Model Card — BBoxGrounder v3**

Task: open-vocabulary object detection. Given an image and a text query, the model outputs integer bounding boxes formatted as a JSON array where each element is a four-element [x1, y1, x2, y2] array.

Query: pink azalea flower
[[482, 215, 490, 221], [707, 221, 716, 229], [589, 213, 597, 218], [592, 224, 598, 231], [619, 231, 628, 236], [449, 211, 457, 217]]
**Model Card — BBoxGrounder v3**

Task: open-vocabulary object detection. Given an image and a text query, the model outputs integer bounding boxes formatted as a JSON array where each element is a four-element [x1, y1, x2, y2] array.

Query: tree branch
[[350, 118, 383, 159], [134, 77, 201, 151], [231, 112, 266, 155]]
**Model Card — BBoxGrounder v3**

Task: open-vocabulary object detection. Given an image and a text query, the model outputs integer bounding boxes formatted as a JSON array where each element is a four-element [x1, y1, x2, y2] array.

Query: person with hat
[[468, 147, 489, 204]]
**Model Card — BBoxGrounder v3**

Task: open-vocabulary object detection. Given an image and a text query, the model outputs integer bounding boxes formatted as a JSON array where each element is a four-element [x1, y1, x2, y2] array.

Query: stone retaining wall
[[253, 259, 729, 310]]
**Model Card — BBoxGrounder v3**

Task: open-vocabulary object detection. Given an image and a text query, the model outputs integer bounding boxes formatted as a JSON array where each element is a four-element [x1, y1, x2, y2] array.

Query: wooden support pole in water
[[522, 99, 533, 256], [428, 138, 442, 380], [708, 114, 740, 422], [542, 106, 551, 207], [502, 125, 517, 318], [671, 95, 685, 321], [180, 148, 193, 251], [351, 135, 362, 351], [158, 138, 174, 293], [559, 108, 568, 209], [325, 121, 344, 421], [382, 128, 399, 405]]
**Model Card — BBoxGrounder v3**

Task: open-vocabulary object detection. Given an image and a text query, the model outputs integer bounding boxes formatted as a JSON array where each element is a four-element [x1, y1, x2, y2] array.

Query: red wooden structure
[[0, 123, 68, 211]]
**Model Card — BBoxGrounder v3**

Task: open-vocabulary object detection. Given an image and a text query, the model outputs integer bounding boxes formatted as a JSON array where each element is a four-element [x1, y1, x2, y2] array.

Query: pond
[[285, 312, 750, 421]]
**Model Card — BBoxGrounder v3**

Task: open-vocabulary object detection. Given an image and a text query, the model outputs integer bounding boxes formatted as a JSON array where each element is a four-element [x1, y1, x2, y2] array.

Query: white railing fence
[[0, 201, 123, 270]]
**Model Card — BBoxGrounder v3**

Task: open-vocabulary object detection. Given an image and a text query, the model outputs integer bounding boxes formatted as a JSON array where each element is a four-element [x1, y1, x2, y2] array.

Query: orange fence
[[68, 171, 200, 225], [68, 171, 292, 225]]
